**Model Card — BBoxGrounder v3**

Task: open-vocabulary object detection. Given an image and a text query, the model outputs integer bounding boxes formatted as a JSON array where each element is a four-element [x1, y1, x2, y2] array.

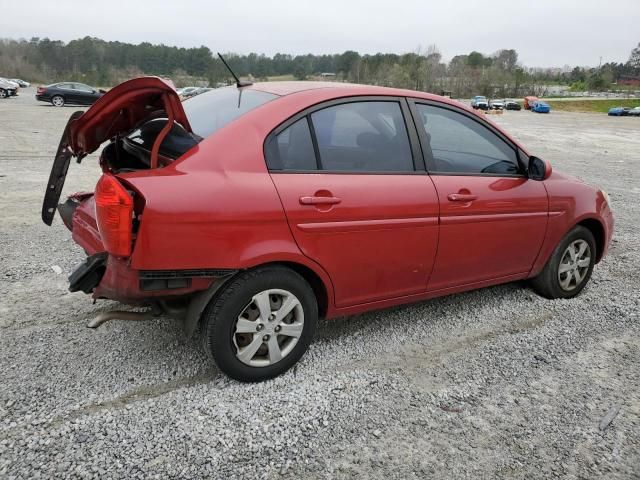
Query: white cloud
[[0, 0, 637, 67]]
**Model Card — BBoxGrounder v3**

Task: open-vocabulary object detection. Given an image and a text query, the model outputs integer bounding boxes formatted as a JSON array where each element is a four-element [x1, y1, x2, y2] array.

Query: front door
[[72, 83, 96, 105], [266, 99, 440, 307], [410, 101, 549, 291]]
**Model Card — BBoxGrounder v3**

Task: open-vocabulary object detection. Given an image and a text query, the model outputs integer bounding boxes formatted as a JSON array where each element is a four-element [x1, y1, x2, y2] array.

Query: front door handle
[[447, 193, 478, 202], [299, 196, 342, 206]]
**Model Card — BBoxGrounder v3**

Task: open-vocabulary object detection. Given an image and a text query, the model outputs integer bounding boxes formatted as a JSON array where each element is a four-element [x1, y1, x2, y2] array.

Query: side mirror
[[528, 156, 552, 181]]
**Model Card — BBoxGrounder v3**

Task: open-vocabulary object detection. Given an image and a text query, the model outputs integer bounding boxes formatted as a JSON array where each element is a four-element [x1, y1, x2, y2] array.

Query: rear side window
[[183, 87, 278, 138], [266, 118, 317, 170], [311, 102, 414, 172], [415, 104, 519, 175]]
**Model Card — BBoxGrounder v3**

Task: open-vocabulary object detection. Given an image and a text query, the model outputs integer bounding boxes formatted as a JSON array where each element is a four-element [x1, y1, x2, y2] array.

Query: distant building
[[541, 85, 570, 96], [618, 77, 640, 87]]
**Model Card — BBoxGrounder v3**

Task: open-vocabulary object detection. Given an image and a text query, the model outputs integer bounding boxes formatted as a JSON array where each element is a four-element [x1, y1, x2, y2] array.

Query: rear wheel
[[202, 266, 318, 382], [531, 226, 596, 299], [0, 89, 7, 99], [51, 95, 65, 107]]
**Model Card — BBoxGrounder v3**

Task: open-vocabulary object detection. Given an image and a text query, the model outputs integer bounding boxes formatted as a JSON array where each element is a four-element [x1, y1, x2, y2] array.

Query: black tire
[[0, 89, 6, 99], [202, 266, 318, 382], [530, 225, 596, 299], [51, 95, 65, 107]]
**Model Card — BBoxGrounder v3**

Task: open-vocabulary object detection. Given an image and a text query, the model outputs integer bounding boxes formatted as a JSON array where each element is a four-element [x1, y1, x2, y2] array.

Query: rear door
[[409, 100, 548, 291], [56, 83, 75, 102], [267, 98, 440, 308]]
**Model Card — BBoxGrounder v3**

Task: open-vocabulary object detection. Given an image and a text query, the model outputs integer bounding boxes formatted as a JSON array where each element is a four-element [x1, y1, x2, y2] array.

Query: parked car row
[[2, 77, 216, 106], [607, 106, 640, 116], [471, 96, 523, 111], [177, 86, 213, 100]]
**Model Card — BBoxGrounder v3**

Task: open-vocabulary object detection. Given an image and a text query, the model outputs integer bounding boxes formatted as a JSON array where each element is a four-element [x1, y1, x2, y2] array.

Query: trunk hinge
[[150, 93, 176, 169]]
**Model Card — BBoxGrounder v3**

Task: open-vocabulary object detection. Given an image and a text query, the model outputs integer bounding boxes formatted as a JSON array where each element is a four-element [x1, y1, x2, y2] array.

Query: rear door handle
[[447, 193, 478, 202], [299, 196, 342, 205]]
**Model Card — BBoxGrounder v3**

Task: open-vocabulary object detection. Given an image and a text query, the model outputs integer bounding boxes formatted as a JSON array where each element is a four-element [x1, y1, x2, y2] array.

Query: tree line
[[0, 37, 638, 97]]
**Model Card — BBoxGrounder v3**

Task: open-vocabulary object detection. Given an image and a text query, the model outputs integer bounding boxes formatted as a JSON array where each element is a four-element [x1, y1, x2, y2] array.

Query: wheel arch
[[234, 259, 332, 319], [269, 261, 329, 319], [576, 217, 606, 263], [184, 257, 334, 338]]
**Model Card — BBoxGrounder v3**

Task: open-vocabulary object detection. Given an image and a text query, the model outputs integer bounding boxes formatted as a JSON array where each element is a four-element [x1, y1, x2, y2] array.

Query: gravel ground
[[1, 90, 639, 479]]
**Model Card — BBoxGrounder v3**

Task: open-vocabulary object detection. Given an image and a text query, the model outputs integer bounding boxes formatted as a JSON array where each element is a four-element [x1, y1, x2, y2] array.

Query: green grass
[[546, 99, 640, 113]]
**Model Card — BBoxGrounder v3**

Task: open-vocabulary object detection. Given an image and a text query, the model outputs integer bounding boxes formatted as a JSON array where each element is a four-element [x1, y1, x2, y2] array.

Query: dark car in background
[[504, 100, 522, 111], [36, 82, 105, 107]]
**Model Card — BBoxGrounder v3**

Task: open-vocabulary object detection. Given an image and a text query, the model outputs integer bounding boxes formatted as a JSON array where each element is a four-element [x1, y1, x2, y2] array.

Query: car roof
[[246, 81, 360, 96], [244, 81, 457, 104]]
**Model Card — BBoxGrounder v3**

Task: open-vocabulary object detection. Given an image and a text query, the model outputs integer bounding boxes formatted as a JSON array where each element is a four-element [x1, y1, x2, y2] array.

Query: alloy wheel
[[233, 289, 304, 367], [557, 239, 591, 291], [52, 96, 64, 107]]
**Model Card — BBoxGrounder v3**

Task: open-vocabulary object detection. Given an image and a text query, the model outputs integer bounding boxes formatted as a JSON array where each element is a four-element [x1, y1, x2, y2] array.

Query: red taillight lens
[[94, 174, 133, 258], [37, 87, 46, 95]]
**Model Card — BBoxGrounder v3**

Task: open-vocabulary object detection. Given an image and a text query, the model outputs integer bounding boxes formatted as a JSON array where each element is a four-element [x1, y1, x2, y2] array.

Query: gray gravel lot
[[1, 89, 639, 479]]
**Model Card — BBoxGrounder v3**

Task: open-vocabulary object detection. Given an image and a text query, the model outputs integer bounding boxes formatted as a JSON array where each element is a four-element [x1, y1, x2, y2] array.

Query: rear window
[[182, 87, 278, 138]]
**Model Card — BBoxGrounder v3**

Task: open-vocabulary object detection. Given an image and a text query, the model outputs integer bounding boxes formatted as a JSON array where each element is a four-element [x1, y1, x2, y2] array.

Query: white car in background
[[471, 95, 489, 110], [0, 77, 19, 98]]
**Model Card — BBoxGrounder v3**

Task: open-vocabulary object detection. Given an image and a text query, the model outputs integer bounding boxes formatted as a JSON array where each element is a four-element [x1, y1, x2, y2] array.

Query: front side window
[[310, 101, 414, 172], [74, 83, 94, 92], [415, 104, 520, 175]]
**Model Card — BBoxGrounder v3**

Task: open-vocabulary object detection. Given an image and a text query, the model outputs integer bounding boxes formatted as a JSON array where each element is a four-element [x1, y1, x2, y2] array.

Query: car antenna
[[217, 53, 252, 88]]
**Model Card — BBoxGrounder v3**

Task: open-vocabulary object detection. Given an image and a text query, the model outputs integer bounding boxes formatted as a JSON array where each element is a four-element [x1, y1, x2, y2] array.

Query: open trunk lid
[[42, 77, 190, 226]]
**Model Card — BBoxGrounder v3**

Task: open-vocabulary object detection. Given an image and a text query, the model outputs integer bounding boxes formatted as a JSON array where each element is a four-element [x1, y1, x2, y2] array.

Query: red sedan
[[42, 77, 614, 381]]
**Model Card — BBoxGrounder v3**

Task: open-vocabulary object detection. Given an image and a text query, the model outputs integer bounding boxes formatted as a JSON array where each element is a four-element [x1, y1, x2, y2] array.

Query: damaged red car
[[43, 77, 614, 381]]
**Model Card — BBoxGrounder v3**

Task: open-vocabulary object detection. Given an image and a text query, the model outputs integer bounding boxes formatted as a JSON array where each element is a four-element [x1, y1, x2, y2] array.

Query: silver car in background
[[0, 78, 19, 98]]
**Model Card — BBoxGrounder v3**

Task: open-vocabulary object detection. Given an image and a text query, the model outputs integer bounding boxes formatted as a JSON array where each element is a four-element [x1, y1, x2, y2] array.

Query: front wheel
[[202, 266, 318, 382], [0, 89, 7, 99], [530, 225, 596, 299], [51, 95, 65, 107]]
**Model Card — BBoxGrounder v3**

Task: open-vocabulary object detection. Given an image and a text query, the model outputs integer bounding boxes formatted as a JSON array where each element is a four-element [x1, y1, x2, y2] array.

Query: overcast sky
[[0, 0, 637, 67]]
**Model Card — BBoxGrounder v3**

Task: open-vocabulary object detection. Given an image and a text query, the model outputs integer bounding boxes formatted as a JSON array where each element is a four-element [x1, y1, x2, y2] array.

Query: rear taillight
[[94, 174, 133, 257], [37, 86, 46, 95]]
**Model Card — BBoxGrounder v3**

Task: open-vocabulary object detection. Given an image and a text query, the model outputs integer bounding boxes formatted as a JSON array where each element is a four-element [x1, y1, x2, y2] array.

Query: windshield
[[182, 87, 278, 138]]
